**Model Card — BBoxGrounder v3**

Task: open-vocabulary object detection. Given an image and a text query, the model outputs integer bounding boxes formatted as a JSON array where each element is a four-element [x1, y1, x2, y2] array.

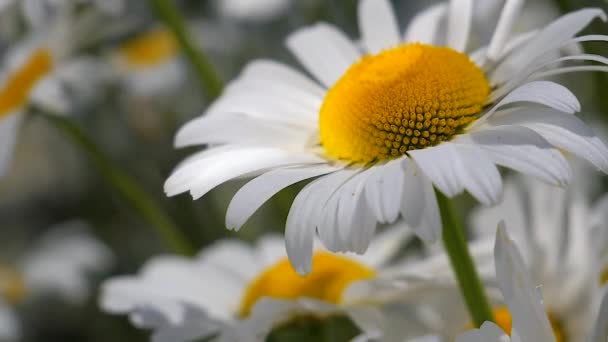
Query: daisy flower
[[111, 27, 185, 98], [456, 223, 574, 342], [0, 9, 109, 177], [466, 173, 608, 341], [166, 0, 608, 273], [0, 221, 113, 340], [100, 225, 422, 342]]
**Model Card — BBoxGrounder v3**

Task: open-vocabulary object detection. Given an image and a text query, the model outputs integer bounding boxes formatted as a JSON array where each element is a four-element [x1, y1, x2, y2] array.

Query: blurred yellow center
[[600, 267, 608, 285], [490, 306, 565, 342], [118, 29, 178, 68], [319, 43, 489, 163], [238, 252, 375, 317], [0, 48, 53, 117], [0, 265, 26, 305]]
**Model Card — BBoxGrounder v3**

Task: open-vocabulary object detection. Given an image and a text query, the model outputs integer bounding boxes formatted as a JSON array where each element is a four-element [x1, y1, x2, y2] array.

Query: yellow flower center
[[319, 43, 490, 164], [0, 48, 53, 118], [117, 28, 178, 68], [491, 306, 565, 342], [600, 267, 608, 285], [238, 252, 375, 317], [0, 264, 26, 305]]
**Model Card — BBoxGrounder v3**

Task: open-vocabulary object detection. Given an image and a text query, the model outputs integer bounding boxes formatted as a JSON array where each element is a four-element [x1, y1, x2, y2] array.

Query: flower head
[[100, 226, 415, 342], [166, 0, 608, 273]]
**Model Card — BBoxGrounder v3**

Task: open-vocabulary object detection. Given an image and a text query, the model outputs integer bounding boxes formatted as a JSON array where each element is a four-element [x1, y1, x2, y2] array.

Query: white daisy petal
[[226, 164, 340, 231], [409, 143, 465, 197], [175, 114, 309, 148], [486, 0, 526, 61], [286, 170, 354, 275], [478, 81, 580, 127], [464, 125, 571, 186], [286, 22, 361, 87], [317, 170, 361, 253], [165, 147, 323, 199], [450, 143, 503, 205], [410, 142, 501, 205], [491, 8, 607, 84], [234, 59, 325, 99], [336, 169, 377, 253], [487, 108, 608, 173], [403, 3, 447, 44], [358, 0, 400, 54], [401, 160, 441, 243], [364, 160, 404, 224], [446, 0, 473, 52], [494, 222, 555, 342], [0, 113, 22, 177]]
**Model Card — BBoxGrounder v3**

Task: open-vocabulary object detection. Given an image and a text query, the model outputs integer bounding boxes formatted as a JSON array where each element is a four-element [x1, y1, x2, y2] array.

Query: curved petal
[[364, 160, 404, 224], [491, 8, 607, 84], [400, 159, 441, 243], [485, 0, 526, 61], [446, 0, 473, 52], [476, 81, 580, 128], [410, 142, 501, 205], [286, 23, 361, 87], [403, 3, 447, 44], [463, 125, 571, 186], [495, 223, 555, 342], [358, 0, 400, 54], [164, 147, 323, 199], [226, 164, 340, 230], [409, 143, 465, 198], [175, 114, 309, 148], [286, 170, 355, 275], [486, 108, 608, 173]]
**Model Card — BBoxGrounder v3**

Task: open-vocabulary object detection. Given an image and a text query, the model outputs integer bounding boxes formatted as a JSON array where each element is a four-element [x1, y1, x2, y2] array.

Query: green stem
[[40, 112, 194, 256], [148, 0, 223, 99], [435, 189, 494, 327]]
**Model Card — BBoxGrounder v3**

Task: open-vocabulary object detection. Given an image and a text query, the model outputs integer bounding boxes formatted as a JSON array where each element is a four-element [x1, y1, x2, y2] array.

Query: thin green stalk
[[435, 189, 494, 327], [40, 111, 194, 256], [148, 0, 223, 99]]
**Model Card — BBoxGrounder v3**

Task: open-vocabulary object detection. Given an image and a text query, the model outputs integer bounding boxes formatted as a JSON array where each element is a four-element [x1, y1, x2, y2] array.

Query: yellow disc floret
[[238, 252, 375, 317], [118, 28, 178, 68], [0, 264, 26, 305], [319, 43, 490, 163], [0, 48, 53, 118]]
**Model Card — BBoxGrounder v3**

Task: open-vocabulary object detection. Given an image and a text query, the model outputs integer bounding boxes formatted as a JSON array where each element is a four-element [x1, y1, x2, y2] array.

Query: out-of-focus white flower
[[100, 224, 426, 342], [0, 10, 110, 177], [166, 0, 608, 274], [456, 223, 560, 342], [214, 0, 291, 22], [0, 220, 113, 340], [468, 172, 608, 341], [111, 27, 185, 98]]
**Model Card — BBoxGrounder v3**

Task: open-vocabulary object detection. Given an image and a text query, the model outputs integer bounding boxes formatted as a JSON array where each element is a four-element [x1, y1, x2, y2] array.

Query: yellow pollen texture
[[0, 265, 26, 305], [0, 48, 53, 118], [319, 43, 490, 163], [490, 306, 564, 342], [238, 252, 375, 317], [118, 29, 178, 68]]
